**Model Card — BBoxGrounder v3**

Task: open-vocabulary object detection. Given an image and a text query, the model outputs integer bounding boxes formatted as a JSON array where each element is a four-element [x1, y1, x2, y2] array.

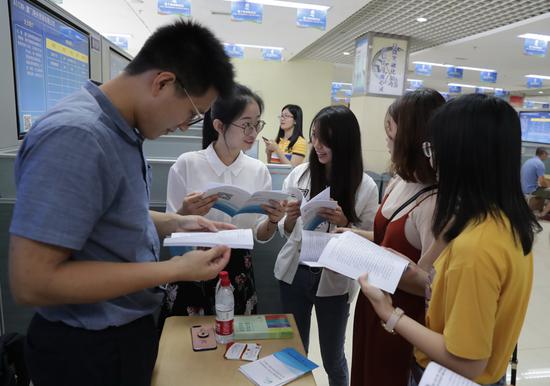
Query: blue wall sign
[[523, 38, 547, 57], [106, 34, 129, 50], [447, 67, 463, 79], [527, 77, 543, 88], [449, 85, 462, 93], [494, 89, 508, 98], [262, 48, 282, 61], [480, 71, 497, 83], [224, 44, 244, 59], [296, 8, 326, 30], [409, 80, 423, 89], [415, 63, 432, 76], [157, 0, 191, 16], [231, 1, 263, 23]]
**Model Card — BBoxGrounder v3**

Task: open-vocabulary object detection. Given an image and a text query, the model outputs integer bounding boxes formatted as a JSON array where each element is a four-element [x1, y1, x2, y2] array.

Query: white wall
[[232, 59, 333, 162], [350, 95, 396, 174]]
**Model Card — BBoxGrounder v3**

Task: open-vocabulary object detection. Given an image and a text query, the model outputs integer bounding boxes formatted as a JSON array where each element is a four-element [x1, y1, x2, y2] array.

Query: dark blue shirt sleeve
[[10, 126, 114, 250]]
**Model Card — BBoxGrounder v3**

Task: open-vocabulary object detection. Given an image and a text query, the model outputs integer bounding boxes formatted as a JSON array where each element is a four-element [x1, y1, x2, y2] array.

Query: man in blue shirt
[[9, 21, 234, 386], [521, 147, 550, 219]]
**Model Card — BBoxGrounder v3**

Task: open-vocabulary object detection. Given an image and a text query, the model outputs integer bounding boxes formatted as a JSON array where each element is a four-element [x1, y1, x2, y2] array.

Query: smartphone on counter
[[190, 325, 217, 352]]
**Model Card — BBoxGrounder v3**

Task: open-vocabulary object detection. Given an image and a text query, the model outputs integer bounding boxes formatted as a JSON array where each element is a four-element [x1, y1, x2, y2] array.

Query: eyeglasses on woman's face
[[231, 120, 266, 135], [278, 114, 294, 121], [422, 141, 433, 158]]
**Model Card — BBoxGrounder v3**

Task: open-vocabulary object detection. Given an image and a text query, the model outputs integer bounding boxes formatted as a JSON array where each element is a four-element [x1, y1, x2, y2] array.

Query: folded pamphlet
[[299, 187, 337, 231], [163, 229, 254, 249], [239, 347, 318, 386], [204, 183, 288, 217]]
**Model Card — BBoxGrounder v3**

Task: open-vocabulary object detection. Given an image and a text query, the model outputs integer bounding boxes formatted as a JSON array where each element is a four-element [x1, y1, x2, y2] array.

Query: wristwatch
[[381, 307, 405, 334]]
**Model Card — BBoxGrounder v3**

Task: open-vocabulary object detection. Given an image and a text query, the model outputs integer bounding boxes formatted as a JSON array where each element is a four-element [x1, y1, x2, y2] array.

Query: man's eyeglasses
[[175, 78, 204, 126], [422, 141, 433, 158], [231, 120, 266, 135]]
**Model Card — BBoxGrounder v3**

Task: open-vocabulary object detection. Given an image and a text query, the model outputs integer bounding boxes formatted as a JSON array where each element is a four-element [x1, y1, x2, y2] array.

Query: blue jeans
[[279, 265, 350, 386], [408, 362, 506, 386]]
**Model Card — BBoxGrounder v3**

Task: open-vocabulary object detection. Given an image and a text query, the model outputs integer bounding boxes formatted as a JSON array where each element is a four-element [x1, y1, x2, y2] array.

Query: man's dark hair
[[126, 19, 234, 99], [391, 88, 445, 184], [429, 94, 541, 255], [535, 147, 548, 157]]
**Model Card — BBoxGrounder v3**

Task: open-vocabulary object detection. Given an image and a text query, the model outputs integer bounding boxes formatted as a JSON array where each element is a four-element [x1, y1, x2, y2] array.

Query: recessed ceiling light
[[448, 82, 494, 90], [526, 74, 550, 80], [343, 51, 350, 56], [223, 43, 284, 50], [518, 33, 550, 42], [222, 0, 330, 11], [412, 61, 495, 72], [416, 17, 427, 22]]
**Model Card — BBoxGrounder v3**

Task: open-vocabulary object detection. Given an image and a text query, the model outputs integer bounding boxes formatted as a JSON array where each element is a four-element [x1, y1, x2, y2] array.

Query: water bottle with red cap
[[215, 271, 234, 344]]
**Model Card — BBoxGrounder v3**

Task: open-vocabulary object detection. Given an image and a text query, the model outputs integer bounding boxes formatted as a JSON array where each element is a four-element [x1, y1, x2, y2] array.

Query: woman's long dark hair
[[304, 105, 363, 224], [430, 93, 541, 254], [276, 104, 303, 151], [202, 84, 264, 149], [392, 89, 445, 184]]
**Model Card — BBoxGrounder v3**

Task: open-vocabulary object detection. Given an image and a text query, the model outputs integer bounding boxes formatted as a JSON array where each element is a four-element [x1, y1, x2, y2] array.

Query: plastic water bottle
[[215, 271, 234, 344]]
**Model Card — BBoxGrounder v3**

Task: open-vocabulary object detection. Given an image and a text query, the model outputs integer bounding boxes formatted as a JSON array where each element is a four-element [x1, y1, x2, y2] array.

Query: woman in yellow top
[[264, 104, 307, 167], [359, 94, 541, 386]]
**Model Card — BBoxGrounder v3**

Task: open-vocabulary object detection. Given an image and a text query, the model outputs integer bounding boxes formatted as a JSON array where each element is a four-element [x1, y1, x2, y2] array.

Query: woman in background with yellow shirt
[[264, 104, 307, 167], [359, 94, 541, 386]]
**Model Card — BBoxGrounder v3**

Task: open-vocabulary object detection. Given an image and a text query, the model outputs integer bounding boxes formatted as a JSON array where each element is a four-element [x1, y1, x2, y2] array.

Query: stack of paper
[[163, 229, 254, 250], [239, 347, 318, 386]]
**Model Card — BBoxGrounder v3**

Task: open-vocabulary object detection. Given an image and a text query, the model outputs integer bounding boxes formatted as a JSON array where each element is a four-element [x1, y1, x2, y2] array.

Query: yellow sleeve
[[441, 254, 501, 360], [290, 136, 307, 157]]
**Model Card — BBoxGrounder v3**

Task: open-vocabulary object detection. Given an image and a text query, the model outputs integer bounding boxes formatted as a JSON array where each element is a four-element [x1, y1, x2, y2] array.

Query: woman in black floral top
[[159, 84, 286, 330]]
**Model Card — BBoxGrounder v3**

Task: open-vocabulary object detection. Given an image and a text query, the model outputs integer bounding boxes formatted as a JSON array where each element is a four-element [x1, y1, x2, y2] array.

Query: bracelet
[[381, 307, 404, 335], [269, 219, 279, 225]]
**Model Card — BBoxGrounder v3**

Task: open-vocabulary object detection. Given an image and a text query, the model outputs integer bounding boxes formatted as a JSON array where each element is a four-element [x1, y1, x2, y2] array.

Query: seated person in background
[[264, 104, 307, 167], [521, 147, 550, 220], [160, 84, 286, 328]]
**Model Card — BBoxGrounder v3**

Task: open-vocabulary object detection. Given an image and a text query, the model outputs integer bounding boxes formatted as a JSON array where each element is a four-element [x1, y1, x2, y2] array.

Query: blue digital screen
[[520, 111, 550, 145], [109, 49, 130, 80], [9, 0, 90, 138]]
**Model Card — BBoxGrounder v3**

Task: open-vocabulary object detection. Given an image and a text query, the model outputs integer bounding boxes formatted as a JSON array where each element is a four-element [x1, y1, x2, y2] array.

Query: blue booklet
[[204, 183, 288, 217], [239, 347, 318, 386]]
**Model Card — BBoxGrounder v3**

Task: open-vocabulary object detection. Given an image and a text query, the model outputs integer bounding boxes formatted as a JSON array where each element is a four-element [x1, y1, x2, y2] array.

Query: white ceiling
[[57, 0, 370, 60], [55, 0, 550, 102]]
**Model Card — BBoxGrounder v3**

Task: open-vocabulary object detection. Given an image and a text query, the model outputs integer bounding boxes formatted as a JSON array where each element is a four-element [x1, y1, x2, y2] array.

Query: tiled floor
[[307, 222, 550, 386]]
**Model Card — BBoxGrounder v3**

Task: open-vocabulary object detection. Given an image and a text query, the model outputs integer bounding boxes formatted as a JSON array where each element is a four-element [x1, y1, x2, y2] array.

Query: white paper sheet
[[164, 229, 254, 249], [317, 231, 408, 294], [299, 230, 339, 263], [419, 362, 478, 386]]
